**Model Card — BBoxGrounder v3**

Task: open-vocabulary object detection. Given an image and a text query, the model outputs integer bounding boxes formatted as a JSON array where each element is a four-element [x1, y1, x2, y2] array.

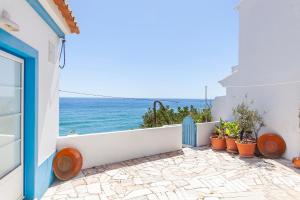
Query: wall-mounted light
[[0, 10, 20, 32]]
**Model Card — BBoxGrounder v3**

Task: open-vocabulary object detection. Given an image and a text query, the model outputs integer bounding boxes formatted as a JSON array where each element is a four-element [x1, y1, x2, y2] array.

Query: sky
[[61, 0, 240, 99]]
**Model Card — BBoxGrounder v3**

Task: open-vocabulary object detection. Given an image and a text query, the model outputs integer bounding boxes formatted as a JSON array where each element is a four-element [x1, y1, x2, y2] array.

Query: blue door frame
[[0, 28, 38, 199]]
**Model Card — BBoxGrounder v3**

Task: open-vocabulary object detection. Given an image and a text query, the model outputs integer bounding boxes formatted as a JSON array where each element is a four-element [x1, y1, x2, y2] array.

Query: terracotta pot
[[236, 142, 256, 158], [226, 137, 238, 153], [210, 136, 226, 151], [53, 147, 83, 181], [292, 157, 300, 169]]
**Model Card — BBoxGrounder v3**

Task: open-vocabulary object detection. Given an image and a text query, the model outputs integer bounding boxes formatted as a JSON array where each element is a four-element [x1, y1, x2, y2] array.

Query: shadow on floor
[[82, 149, 185, 177], [51, 149, 185, 187]]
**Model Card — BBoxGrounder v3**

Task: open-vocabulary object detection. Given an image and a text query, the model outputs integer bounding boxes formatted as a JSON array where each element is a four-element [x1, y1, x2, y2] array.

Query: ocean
[[59, 98, 209, 136]]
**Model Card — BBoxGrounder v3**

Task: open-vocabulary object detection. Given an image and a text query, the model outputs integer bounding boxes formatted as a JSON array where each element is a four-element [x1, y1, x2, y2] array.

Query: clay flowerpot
[[53, 147, 83, 181], [292, 157, 300, 169], [210, 136, 226, 151], [236, 142, 256, 158], [225, 137, 238, 153]]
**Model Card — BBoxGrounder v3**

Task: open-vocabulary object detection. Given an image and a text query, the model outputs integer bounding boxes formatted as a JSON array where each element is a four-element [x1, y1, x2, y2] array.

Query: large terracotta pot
[[292, 157, 300, 169], [210, 136, 226, 151], [53, 147, 83, 181], [226, 137, 238, 153], [236, 142, 256, 158]]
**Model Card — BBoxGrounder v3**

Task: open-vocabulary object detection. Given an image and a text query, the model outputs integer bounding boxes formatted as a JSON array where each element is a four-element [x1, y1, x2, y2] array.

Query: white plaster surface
[[196, 122, 219, 147], [57, 125, 182, 169]]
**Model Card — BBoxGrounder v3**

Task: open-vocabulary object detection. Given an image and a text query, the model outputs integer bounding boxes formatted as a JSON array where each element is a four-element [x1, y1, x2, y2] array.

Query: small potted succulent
[[210, 118, 226, 150], [224, 121, 240, 153], [233, 102, 264, 158]]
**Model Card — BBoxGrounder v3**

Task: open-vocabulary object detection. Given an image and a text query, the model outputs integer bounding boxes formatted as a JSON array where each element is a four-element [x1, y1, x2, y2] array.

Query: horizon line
[[59, 96, 214, 101]]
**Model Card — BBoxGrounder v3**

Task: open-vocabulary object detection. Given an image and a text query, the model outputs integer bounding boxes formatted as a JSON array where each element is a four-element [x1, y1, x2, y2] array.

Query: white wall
[[213, 0, 300, 159], [229, 0, 300, 86], [196, 122, 219, 147], [0, 0, 61, 165], [57, 125, 182, 169], [212, 96, 233, 121], [213, 83, 300, 159]]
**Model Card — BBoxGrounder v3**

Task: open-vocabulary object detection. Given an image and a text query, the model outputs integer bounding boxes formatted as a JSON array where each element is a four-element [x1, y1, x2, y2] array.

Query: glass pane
[[0, 56, 21, 87], [0, 140, 21, 179], [0, 115, 21, 147], [0, 87, 21, 115], [0, 53, 22, 180]]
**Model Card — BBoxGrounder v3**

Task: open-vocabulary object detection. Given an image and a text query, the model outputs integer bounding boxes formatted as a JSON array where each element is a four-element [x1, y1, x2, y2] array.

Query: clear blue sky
[[61, 0, 239, 99]]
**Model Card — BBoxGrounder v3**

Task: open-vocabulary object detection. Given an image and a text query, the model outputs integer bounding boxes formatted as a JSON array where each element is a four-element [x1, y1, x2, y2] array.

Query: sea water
[[59, 98, 209, 136]]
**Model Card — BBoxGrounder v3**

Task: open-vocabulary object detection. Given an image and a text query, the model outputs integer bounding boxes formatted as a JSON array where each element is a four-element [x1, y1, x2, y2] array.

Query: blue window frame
[[0, 28, 38, 200]]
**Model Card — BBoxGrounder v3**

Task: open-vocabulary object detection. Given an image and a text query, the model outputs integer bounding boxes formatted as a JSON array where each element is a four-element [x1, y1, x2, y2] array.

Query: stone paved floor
[[42, 147, 300, 200]]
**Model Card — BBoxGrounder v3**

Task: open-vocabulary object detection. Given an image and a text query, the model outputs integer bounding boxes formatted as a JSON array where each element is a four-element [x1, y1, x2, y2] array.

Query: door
[[182, 116, 197, 147], [0, 50, 24, 200]]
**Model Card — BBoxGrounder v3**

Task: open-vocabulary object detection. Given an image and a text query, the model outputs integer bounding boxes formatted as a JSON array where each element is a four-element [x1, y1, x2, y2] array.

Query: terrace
[[42, 147, 300, 200], [2, 0, 300, 200]]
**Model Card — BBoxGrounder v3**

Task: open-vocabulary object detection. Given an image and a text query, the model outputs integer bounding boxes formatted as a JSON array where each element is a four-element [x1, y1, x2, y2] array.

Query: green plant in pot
[[233, 102, 264, 158], [224, 121, 240, 153], [210, 118, 226, 151]]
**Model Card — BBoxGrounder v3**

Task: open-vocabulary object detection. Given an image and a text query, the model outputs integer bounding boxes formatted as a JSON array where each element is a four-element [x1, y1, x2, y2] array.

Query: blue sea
[[59, 98, 209, 136]]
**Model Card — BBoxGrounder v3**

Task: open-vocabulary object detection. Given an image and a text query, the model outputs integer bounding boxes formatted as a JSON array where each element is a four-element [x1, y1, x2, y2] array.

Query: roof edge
[[53, 0, 80, 34], [219, 70, 239, 87], [38, 0, 71, 34]]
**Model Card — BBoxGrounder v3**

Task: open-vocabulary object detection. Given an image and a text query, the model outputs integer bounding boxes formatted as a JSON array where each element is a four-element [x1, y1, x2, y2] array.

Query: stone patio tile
[[87, 183, 101, 194], [84, 195, 100, 200], [124, 189, 152, 199], [42, 147, 300, 200]]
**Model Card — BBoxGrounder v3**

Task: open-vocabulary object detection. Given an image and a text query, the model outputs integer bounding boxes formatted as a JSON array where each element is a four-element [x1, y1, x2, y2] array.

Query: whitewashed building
[[0, 0, 79, 199], [212, 0, 300, 159]]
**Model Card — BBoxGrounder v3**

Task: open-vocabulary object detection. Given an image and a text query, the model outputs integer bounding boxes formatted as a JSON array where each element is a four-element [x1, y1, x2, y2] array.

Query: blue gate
[[182, 116, 197, 147]]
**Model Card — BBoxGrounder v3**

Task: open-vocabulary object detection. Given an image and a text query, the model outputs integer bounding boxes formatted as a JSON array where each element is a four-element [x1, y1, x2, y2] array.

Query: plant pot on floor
[[210, 136, 226, 151], [226, 137, 238, 153], [292, 157, 300, 169], [236, 142, 256, 158]]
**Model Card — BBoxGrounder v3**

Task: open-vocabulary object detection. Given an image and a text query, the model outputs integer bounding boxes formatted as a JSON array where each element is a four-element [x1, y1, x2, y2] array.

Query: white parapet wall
[[57, 125, 182, 169], [196, 122, 219, 147]]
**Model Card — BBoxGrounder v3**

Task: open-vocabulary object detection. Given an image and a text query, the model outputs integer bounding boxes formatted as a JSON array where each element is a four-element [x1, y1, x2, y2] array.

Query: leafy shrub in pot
[[224, 121, 240, 153], [233, 101, 264, 158], [210, 119, 226, 151]]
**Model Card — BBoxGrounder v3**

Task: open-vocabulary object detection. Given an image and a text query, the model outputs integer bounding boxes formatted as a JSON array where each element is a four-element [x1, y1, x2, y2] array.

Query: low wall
[[57, 125, 182, 169], [196, 122, 219, 147]]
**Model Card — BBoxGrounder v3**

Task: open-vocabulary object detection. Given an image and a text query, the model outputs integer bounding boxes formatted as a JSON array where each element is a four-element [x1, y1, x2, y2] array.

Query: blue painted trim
[[0, 28, 39, 200], [36, 152, 56, 199], [26, 0, 65, 38]]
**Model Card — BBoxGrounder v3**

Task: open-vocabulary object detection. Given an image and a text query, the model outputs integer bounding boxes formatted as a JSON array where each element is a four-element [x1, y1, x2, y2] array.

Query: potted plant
[[224, 121, 240, 153], [233, 102, 264, 158], [210, 118, 226, 150]]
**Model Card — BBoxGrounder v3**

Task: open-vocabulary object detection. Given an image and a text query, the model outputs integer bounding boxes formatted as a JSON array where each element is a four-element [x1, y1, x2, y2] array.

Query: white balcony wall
[[196, 122, 219, 147], [57, 125, 182, 169]]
